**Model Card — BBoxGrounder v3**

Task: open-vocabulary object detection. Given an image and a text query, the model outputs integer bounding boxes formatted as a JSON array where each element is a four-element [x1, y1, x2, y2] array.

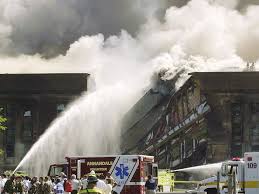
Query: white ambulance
[[196, 152, 259, 194]]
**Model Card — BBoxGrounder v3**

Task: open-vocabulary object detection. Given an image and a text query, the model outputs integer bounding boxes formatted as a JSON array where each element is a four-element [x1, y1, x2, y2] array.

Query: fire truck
[[192, 152, 259, 194], [48, 155, 158, 194]]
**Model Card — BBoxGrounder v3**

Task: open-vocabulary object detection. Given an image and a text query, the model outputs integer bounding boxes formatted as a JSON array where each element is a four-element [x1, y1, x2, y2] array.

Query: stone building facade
[[0, 73, 88, 171], [121, 72, 259, 169]]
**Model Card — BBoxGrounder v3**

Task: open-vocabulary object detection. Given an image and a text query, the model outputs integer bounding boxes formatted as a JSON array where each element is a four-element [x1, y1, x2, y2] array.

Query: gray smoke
[[1, 0, 258, 57], [0, 0, 168, 57]]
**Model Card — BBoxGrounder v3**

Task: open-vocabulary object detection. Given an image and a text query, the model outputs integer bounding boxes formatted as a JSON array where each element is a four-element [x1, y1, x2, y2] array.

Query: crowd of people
[[0, 171, 117, 194]]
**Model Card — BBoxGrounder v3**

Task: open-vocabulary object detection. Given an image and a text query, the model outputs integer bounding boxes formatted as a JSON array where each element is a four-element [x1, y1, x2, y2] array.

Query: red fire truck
[[48, 155, 158, 194]]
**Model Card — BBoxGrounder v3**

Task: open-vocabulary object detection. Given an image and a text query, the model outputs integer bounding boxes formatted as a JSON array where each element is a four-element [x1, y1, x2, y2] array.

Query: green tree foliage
[[0, 108, 7, 157]]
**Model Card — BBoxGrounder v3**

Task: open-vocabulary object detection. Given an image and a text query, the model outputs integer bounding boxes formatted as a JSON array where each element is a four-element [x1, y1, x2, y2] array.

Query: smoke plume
[[0, 0, 169, 57]]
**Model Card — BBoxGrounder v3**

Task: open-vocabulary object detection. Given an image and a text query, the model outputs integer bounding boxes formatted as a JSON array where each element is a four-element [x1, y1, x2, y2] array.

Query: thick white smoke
[[5, 0, 259, 175], [0, 0, 168, 57], [13, 33, 154, 175]]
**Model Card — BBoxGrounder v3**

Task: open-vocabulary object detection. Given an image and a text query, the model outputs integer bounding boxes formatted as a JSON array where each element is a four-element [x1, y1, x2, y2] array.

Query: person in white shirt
[[1, 174, 7, 186], [0, 174, 7, 193], [105, 179, 113, 194], [81, 175, 88, 190], [71, 174, 80, 194], [0, 175, 3, 193], [23, 176, 31, 194], [60, 172, 67, 185], [96, 178, 107, 193], [54, 178, 64, 194]]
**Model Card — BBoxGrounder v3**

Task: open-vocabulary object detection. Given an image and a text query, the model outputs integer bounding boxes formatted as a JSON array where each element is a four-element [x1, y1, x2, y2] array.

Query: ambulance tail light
[[247, 156, 252, 161], [232, 157, 241, 161]]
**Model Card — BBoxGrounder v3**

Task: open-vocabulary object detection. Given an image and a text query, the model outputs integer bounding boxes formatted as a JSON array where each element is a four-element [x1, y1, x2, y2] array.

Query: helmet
[[87, 176, 98, 184], [89, 170, 96, 177]]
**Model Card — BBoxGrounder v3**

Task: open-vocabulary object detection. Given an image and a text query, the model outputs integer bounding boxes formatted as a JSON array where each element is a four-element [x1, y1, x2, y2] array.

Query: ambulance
[[195, 152, 259, 194], [48, 155, 158, 194]]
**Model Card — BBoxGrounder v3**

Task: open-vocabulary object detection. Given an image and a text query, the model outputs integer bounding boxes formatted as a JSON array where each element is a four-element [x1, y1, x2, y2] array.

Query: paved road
[[158, 192, 185, 194]]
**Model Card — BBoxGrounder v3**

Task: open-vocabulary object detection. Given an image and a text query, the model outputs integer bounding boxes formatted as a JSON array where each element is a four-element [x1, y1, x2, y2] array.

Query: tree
[[0, 108, 7, 157]]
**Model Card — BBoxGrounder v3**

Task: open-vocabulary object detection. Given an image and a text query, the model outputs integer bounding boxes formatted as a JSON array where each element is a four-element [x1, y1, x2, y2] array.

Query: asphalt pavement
[[158, 192, 185, 194]]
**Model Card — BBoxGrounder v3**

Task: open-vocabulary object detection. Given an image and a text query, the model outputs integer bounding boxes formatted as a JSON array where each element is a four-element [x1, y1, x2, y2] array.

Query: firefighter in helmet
[[79, 176, 103, 194]]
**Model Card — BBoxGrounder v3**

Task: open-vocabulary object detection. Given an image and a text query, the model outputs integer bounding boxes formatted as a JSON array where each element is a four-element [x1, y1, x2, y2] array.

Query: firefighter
[[79, 176, 103, 194]]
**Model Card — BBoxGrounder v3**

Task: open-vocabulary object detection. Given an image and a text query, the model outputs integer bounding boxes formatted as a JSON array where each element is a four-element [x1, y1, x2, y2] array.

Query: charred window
[[182, 93, 188, 117], [170, 140, 181, 167], [181, 140, 186, 160], [171, 143, 180, 160], [185, 137, 193, 158], [170, 104, 179, 127], [177, 98, 183, 122], [187, 86, 195, 110], [157, 145, 167, 168]]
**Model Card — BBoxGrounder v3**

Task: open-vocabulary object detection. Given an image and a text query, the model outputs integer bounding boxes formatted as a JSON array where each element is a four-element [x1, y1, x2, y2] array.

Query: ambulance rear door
[[244, 152, 259, 194], [110, 155, 140, 194]]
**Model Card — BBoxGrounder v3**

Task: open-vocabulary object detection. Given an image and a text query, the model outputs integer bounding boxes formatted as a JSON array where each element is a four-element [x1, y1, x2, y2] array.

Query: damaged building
[[121, 72, 259, 169], [0, 73, 88, 171]]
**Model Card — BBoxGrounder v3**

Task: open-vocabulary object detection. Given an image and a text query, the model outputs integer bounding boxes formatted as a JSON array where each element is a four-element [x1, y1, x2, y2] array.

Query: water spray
[[174, 162, 222, 173]]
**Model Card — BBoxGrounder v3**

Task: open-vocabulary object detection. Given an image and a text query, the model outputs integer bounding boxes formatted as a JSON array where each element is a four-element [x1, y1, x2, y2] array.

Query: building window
[[178, 99, 183, 122], [231, 103, 242, 157], [157, 145, 167, 168], [181, 140, 186, 160], [5, 104, 16, 157], [57, 104, 65, 114], [252, 145, 259, 151], [170, 143, 181, 167], [185, 138, 193, 158], [251, 103, 259, 114], [23, 110, 33, 143], [193, 139, 198, 151], [250, 125, 259, 151], [182, 94, 188, 117], [171, 143, 180, 159]]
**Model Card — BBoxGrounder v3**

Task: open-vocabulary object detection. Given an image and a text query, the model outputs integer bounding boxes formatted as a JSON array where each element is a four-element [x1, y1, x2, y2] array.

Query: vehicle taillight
[[247, 156, 253, 161], [232, 157, 241, 161]]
